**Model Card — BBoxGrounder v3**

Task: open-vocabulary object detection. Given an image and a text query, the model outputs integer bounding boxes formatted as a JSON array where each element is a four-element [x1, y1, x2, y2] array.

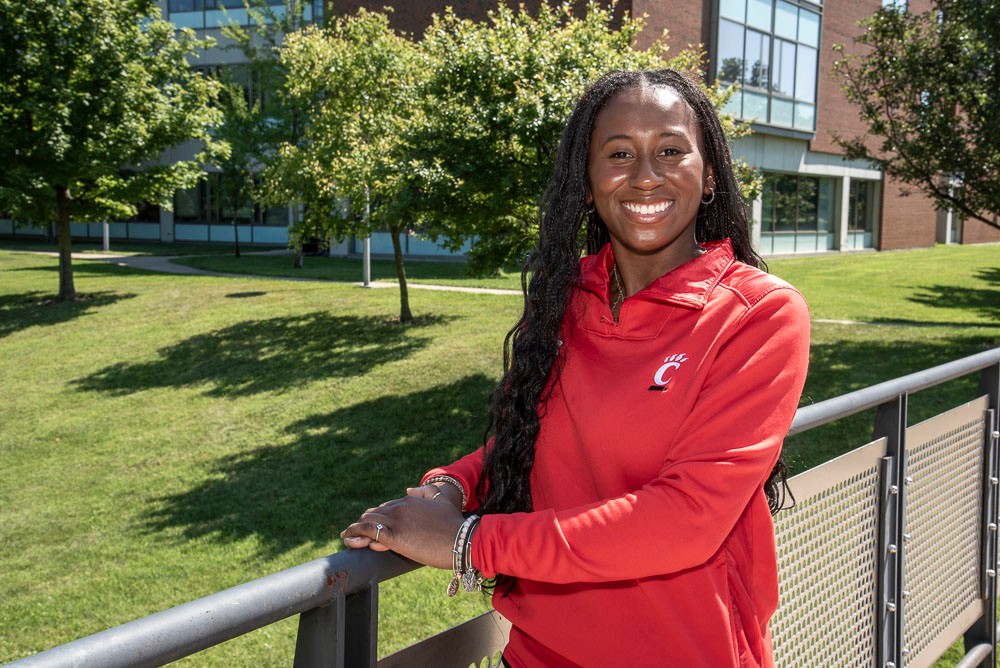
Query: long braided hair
[[476, 70, 791, 547]]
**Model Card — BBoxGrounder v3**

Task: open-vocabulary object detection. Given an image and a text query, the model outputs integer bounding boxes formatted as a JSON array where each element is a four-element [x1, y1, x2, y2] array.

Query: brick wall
[[879, 176, 938, 250], [809, 0, 879, 156], [631, 0, 708, 53], [961, 216, 1000, 245]]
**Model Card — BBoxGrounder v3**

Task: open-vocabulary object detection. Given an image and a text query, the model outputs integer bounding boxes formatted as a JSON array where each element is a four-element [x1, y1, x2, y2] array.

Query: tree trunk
[[233, 218, 241, 258], [293, 244, 304, 268], [389, 224, 413, 323], [55, 186, 76, 301]]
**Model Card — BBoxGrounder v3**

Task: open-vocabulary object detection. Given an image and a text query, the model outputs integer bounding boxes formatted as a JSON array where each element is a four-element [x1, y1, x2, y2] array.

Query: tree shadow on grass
[[906, 266, 1000, 324], [142, 373, 496, 557], [0, 290, 137, 340], [74, 312, 451, 397]]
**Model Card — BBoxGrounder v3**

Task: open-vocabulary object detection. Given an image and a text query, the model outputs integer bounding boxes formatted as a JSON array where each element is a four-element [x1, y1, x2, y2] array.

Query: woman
[[342, 69, 810, 667]]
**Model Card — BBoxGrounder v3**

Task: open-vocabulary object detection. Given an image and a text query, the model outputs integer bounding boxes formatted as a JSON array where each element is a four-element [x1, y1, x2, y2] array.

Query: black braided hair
[[477, 70, 791, 558]]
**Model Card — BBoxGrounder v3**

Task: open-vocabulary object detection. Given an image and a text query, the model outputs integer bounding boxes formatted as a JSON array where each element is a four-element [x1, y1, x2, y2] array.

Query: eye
[[660, 147, 683, 157], [609, 150, 632, 159]]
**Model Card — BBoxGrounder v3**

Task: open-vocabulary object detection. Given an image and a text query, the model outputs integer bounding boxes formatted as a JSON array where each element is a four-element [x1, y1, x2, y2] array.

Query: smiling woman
[[342, 70, 811, 668]]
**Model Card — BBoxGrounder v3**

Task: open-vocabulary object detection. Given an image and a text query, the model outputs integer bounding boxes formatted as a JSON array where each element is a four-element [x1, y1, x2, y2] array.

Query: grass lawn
[[0, 243, 998, 665], [172, 252, 525, 290]]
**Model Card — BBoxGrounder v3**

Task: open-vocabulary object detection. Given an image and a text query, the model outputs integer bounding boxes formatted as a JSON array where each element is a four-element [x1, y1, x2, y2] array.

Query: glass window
[[720, 0, 746, 21], [746, 0, 773, 31], [795, 45, 817, 101], [798, 9, 820, 47], [762, 173, 836, 234], [717, 19, 746, 84], [716, 0, 821, 131], [773, 39, 796, 96], [169, 0, 201, 10], [793, 102, 815, 130], [774, 1, 798, 40], [745, 30, 770, 89], [744, 91, 769, 121], [849, 180, 876, 231]]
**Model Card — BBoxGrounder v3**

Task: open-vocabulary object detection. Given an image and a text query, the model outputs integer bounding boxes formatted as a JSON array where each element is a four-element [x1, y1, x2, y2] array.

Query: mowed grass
[[0, 242, 998, 665], [173, 252, 525, 290]]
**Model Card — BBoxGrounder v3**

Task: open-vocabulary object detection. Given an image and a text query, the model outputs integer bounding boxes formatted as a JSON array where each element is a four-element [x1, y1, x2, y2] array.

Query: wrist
[[424, 475, 467, 511]]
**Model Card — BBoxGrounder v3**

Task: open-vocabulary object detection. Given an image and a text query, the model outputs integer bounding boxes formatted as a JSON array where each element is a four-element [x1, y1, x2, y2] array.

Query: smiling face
[[587, 84, 714, 278]]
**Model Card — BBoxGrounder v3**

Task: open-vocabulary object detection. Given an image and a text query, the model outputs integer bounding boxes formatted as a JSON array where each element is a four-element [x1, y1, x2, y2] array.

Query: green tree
[[216, 0, 313, 263], [834, 0, 1000, 229], [406, 1, 756, 274], [0, 0, 223, 300], [265, 10, 421, 321]]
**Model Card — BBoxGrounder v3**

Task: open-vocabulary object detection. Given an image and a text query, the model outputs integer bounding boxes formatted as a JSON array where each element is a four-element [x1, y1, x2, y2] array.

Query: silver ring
[[432, 492, 443, 500], [374, 523, 384, 542]]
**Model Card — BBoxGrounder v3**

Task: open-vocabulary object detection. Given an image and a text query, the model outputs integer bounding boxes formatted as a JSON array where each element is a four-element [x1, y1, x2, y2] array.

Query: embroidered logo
[[649, 353, 688, 392]]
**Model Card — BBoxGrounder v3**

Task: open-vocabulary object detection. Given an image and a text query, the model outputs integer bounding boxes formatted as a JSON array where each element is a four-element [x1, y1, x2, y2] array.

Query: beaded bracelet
[[424, 475, 468, 511], [448, 514, 482, 597]]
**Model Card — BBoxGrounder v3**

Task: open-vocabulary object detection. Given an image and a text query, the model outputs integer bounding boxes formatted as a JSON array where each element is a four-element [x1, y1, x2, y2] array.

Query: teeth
[[624, 201, 671, 215]]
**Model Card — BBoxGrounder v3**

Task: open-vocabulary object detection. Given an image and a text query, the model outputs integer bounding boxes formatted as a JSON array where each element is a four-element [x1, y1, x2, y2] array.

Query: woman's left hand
[[340, 489, 466, 570]]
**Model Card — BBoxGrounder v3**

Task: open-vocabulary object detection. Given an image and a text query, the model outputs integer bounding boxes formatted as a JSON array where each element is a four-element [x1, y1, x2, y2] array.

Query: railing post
[[344, 584, 378, 667], [295, 592, 346, 668], [874, 394, 908, 668]]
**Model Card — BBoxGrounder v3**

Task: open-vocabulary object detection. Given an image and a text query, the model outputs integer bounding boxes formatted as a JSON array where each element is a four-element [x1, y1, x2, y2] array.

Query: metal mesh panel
[[771, 439, 885, 667], [903, 398, 988, 667]]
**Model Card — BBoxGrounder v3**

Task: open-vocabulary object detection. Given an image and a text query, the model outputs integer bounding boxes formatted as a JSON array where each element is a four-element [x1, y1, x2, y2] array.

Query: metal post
[[874, 394, 908, 668], [964, 390, 999, 667], [294, 592, 345, 668], [344, 585, 378, 667], [103, 221, 110, 252], [362, 188, 371, 287]]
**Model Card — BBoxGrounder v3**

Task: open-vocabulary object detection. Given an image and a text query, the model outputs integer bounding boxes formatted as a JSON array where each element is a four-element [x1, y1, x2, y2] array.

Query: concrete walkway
[[34, 251, 523, 296]]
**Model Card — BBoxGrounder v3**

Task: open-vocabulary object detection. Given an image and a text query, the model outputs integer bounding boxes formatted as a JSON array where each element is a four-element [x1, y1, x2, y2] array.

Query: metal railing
[[7, 347, 1000, 668]]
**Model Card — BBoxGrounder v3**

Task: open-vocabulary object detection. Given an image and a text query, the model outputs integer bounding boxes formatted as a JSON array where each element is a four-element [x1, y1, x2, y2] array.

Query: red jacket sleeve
[[472, 287, 810, 582]]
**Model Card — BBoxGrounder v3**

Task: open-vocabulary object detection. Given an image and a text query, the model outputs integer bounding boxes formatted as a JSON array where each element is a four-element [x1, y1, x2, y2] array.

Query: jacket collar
[[578, 239, 735, 310]]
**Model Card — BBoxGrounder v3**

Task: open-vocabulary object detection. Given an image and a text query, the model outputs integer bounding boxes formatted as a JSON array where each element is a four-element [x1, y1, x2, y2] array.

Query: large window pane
[[745, 30, 770, 89], [797, 178, 818, 231], [771, 97, 794, 126], [717, 19, 746, 83], [746, 0, 773, 31], [720, 0, 746, 21], [722, 89, 744, 117], [774, 1, 798, 40], [817, 178, 835, 231], [770, 175, 798, 231], [744, 91, 769, 121], [794, 102, 815, 130], [169, 0, 201, 10], [795, 45, 817, 101], [799, 9, 820, 47], [772, 39, 796, 96]]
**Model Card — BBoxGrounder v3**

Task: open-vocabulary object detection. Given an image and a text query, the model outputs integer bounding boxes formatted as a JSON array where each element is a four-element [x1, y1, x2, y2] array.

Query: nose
[[629, 154, 663, 190]]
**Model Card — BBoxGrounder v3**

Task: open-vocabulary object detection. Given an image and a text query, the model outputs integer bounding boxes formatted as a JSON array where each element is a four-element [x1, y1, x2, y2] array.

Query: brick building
[[330, 0, 999, 255], [6, 0, 994, 254]]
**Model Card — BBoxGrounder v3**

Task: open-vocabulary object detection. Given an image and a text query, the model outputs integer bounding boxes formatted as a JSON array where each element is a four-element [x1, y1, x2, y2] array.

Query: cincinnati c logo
[[649, 353, 689, 392]]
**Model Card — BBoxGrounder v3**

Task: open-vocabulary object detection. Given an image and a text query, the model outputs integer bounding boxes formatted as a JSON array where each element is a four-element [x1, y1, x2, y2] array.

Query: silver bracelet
[[424, 475, 467, 511], [448, 514, 482, 597]]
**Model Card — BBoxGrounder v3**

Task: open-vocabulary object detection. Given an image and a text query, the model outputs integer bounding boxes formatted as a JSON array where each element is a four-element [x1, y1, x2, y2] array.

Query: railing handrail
[[8, 346, 1000, 667], [7, 550, 420, 668], [789, 346, 1000, 435]]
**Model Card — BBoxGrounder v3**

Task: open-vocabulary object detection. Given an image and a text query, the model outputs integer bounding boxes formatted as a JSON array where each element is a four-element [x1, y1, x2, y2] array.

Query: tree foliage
[[406, 1, 756, 274], [834, 0, 1000, 228], [265, 9, 421, 321], [215, 0, 313, 260], [0, 0, 223, 300]]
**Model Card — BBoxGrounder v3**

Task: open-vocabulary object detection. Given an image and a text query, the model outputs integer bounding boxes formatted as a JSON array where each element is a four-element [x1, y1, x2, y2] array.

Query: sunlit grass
[[0, 242, 997, 665]]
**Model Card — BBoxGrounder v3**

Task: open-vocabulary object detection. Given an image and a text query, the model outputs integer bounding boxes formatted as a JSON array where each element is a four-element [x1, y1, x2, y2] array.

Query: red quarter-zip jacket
[[423, 239, 810, 667]]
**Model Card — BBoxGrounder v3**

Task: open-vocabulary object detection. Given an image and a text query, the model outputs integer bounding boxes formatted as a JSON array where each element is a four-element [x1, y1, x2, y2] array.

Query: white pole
[[102, 221, 110, 252], [362, 188, 371, 287]]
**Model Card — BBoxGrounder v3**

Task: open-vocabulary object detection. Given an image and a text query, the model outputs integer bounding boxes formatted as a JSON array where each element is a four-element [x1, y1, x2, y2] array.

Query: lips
[[622, 200, 673, 216]]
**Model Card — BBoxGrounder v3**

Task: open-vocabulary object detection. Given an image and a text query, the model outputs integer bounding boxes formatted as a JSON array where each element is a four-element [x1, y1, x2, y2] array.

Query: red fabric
[[422, 239, 810, 667]]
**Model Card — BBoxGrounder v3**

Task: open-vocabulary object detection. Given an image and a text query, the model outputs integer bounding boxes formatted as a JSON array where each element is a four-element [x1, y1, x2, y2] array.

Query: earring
[[701, 188, 715, 205]]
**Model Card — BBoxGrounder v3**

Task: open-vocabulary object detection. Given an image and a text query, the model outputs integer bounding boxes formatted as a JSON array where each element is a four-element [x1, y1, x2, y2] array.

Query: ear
[[704, 165, 715, 195], [584, 186, 593, 207]]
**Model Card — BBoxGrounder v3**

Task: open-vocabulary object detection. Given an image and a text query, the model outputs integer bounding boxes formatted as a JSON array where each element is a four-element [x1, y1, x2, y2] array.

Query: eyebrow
[[599, 131, 687, 147]]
